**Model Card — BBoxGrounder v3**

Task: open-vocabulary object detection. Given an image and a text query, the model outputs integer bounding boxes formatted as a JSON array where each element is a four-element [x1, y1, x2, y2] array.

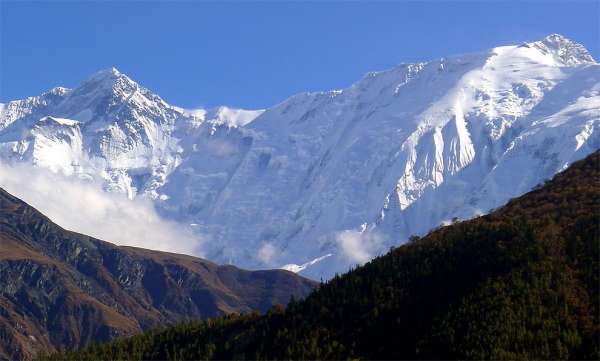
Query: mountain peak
[[72, 67, 140, 101], [41, 86, 71, 98], [93, 66, 122, 78], [531, 33, 596, 65], [543, 33, 570, 43], [81, 67, 139, 90]]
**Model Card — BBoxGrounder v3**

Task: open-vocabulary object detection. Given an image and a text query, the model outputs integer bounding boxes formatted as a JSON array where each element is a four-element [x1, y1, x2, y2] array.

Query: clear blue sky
[[1, 1, 598, 109]]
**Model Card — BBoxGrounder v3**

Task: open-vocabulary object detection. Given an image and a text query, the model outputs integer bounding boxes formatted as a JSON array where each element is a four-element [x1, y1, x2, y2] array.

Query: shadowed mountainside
[[0, 188, 316, 360]]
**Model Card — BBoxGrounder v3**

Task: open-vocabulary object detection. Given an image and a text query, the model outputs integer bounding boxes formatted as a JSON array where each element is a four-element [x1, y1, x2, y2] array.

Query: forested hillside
[[43, 150, 600, 360]]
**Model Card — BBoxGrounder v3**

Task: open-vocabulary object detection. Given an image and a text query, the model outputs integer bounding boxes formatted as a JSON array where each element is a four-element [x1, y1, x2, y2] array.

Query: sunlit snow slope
[[1, 34, 598, 279]]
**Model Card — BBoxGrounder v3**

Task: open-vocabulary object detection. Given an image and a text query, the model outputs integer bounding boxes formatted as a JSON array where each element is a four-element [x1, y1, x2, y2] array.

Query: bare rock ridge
[[0, 187, 316, 360]]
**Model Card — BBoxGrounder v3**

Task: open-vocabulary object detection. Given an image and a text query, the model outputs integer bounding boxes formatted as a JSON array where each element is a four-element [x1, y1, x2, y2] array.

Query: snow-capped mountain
[[0, 68, 261, 199], [1, 34, 598, 279]]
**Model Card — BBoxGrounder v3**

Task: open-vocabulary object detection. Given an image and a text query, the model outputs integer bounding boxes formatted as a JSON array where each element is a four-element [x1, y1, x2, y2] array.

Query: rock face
[[1, 34, 599, 279], [0, 188, 316, 360]]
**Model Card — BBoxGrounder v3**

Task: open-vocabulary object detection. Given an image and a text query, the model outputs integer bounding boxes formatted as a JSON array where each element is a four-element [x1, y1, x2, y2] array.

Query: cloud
[[335, 229, 384, 265], [257, 242, 278, 264], [0, 162, 204, 256], [207, 139, 237, 157]]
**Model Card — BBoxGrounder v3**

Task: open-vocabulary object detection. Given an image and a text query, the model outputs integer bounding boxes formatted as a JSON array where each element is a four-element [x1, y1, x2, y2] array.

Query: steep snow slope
[[155, 34, 599, 278], [1, 34, 598, 279], [0, 68, 261, 199]]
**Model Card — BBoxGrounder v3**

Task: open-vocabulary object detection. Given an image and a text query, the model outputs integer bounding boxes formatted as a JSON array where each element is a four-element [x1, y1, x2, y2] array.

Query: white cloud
[[0, 162, 205, 256], [257, 242, 277, 264], [335, 229, 384, 265], [207, 139, 237, 157]]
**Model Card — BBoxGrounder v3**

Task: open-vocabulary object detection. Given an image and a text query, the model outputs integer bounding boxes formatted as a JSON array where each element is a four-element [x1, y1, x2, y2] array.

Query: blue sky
[[1, 1, 598, 109]]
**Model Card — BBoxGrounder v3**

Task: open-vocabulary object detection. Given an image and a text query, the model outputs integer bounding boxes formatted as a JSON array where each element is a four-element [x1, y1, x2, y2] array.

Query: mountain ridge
[[0, 34, 598, 279], [0, 187, 315, 360]]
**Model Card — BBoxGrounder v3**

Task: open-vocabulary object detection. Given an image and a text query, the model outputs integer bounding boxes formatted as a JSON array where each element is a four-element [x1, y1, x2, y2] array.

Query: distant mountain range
[[42, 149, 600, 360], [0, 188, 315, 360], [1, 34, 598, 279]]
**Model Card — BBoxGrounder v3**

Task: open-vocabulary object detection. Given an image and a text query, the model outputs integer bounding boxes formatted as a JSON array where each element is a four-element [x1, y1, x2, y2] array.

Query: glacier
[[1, 34, 598, 279]]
